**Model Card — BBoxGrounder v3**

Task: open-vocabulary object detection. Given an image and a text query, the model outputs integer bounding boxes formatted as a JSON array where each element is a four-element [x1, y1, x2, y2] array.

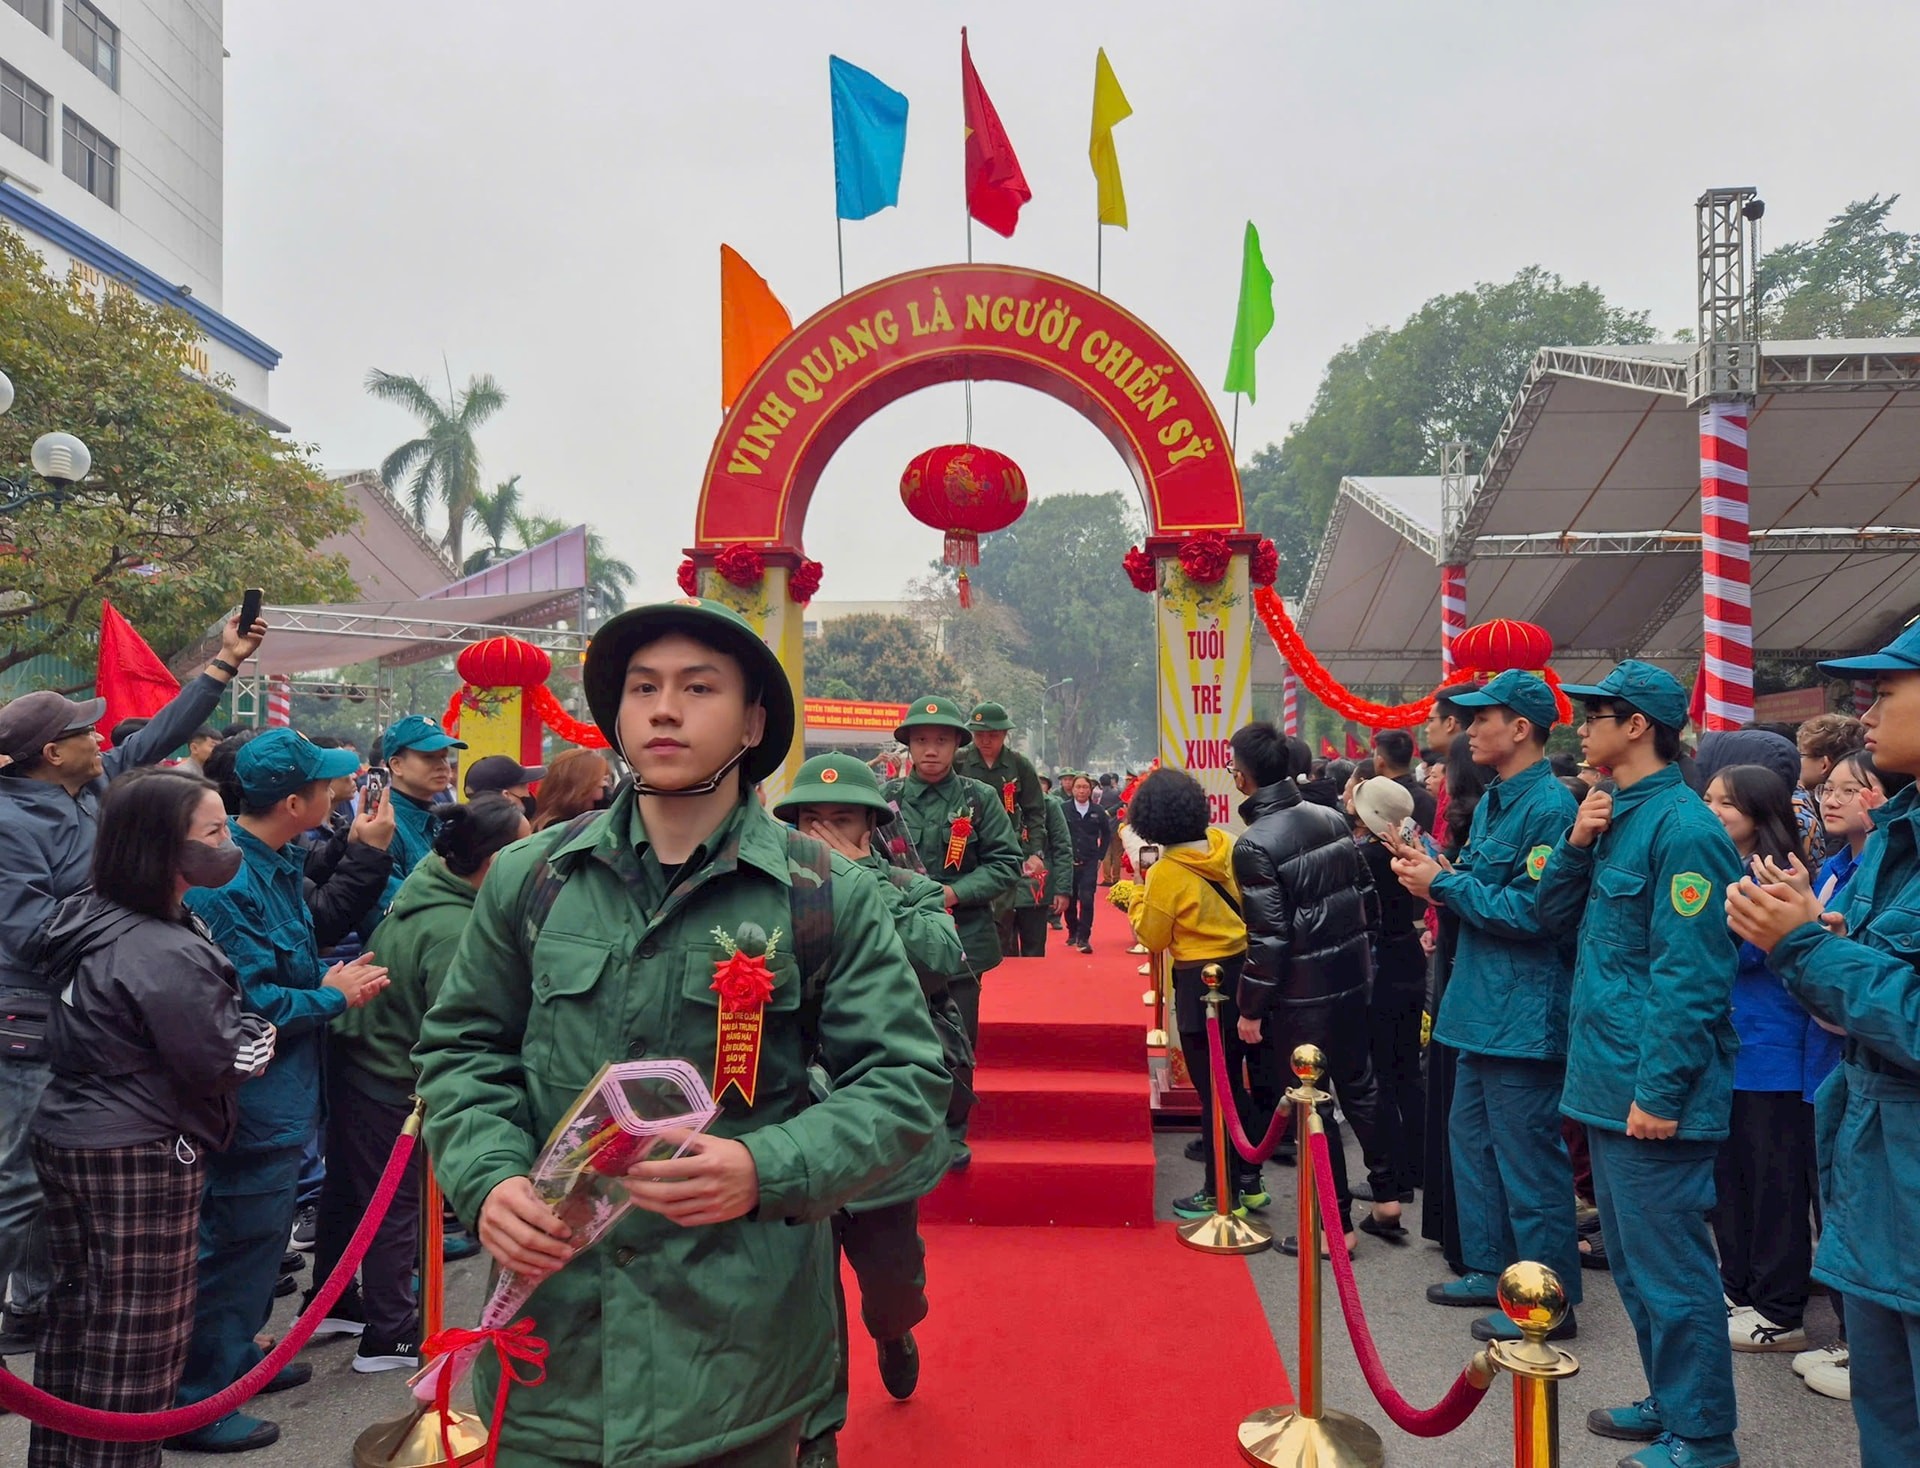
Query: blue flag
[[830, 56, 908, 221]]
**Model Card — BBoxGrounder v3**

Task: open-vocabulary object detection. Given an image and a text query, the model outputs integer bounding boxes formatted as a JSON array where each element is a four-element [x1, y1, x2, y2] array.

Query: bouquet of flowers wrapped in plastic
[[413, 1059, 719, 1419]]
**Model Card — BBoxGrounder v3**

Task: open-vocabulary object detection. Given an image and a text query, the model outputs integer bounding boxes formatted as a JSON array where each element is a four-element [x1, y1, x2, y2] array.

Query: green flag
[[1223, 221, 1274, 400]]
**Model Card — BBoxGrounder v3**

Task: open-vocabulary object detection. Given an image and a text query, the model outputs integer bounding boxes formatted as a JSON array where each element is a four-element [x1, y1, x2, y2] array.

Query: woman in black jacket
[[29, 768, 274, 1468]]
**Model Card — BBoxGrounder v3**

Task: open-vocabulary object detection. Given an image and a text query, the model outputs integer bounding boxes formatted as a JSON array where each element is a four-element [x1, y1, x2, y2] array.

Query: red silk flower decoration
[[1177, 532, 1232, 585], [711, 950, 777, 1010], [788, 558, 823, 603], [1123, 545, 1157, 594], [715, 543, 767, 588], [1250, 537, 1280, 588], [676, 558, 700, 596]]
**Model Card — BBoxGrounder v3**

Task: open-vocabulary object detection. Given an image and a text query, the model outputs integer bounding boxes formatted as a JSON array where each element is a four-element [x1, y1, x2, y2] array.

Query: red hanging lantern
[[456, 635, 552, 690], [1450, 619, 1555, 674], [900, 444, 1029, 593]]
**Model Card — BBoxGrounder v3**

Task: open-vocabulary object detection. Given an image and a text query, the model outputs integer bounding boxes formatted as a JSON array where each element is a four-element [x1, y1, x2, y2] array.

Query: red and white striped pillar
[[1855, 682, 1876, 716], [1281, 666, 1300, 736], [266, 674, 292, 728], [1699, 403, 1753, 731], [1439, 563, 1468, 677]]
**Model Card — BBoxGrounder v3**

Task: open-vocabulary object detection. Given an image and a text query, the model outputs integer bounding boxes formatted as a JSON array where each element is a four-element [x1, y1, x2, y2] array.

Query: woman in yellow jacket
[[1123, 768, 1275, 1217]]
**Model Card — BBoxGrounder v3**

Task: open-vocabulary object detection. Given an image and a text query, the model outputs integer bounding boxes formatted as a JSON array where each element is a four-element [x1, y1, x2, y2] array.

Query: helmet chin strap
[[628, 737, 756, 799]]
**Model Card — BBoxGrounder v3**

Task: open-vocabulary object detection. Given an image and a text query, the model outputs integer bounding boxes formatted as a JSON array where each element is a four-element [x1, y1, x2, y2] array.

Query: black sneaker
[[797, 1432, 840, 1468], [353, 1336, 422, 1374], [279, 1251, 305, 1276], [301, 1284, 366, 1339], [877, 1332, 920, 1399], [272, 1273, 297, 1299], [0, 1308, 41, 1356], [442, 1228, 483, 1262], [289, 1203, 317, 1252], [1183, 1136, 1207, 1162]]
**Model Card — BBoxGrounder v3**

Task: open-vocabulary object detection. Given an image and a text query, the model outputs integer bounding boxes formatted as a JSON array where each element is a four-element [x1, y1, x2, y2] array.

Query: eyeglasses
[[1821, 782, 1878, 803], [1225, 761, 1238, 777], [1578, 712, 1627, 726]]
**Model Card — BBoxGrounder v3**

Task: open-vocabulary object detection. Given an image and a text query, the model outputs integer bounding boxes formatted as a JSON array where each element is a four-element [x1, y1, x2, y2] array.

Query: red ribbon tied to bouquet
[[422, 1318, 550, 1467]]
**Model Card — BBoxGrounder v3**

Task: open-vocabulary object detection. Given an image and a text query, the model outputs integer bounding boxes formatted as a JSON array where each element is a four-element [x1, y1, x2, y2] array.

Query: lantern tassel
[[956, 570, 973, 610], [943, 530, 980, 567]]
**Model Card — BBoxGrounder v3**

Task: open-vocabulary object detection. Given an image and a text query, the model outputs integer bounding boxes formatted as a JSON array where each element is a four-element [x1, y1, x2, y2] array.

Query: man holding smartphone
[[375, 715, 467, 912]]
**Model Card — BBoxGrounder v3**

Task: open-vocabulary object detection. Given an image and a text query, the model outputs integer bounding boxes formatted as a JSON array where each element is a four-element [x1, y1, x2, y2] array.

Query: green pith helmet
[[967, 700, 1012, 732], [772, 752, 893, 823], [893, 694, 973, 746], [583, 596, 794, 784]]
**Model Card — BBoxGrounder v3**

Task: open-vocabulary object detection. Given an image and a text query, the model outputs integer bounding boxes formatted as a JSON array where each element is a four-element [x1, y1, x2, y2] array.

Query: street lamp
[[1037, 676, 1073, 770], [0, 368, 92, 514]]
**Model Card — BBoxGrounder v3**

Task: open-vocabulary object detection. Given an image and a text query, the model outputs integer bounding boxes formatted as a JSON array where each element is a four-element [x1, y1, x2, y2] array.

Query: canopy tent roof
[[247, 595, 588, 675], [320, 470, 461, 601], [1293, 339, 1920, 688]]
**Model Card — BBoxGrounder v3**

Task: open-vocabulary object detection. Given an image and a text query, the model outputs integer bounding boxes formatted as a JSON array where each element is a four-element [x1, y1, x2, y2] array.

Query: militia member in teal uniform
[[1729, 621, 1920, 1465], [883, 696, 1023, 1157], [377, 714, 467, 913], [776, 753, 967, 1468], [1387, 672, 1582, 1341], [1535, 661, 1742, 1468], [414, 599, 948, 1468], [954, 701, 1056, 956]]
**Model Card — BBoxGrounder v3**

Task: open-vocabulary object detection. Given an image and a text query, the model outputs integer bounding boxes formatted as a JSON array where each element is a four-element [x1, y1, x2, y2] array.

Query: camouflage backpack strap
[[518, 810, 605, 941], [783, 828, 836, 1007]]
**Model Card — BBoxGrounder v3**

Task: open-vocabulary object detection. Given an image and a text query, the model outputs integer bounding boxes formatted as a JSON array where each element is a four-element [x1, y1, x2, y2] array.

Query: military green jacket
[[413, 790, 947, 1467], [882, 771, 1023, 973], [953, 744, 1048, 861]]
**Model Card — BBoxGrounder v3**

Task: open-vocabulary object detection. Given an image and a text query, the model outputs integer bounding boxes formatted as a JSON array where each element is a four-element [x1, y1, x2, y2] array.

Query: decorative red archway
[[686, 263, 1252, 813]]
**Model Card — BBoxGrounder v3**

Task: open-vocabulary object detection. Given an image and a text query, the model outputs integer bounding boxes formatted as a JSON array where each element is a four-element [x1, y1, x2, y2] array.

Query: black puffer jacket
[[1231, 781, 1379, 1018]]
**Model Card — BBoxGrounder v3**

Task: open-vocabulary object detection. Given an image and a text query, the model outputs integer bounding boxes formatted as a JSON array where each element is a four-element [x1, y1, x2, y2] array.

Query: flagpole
[[1097, 221, 1103, 294], [836, 216, 846, 298], [964, 192, 974, 443], [1232, 393, 1240, 453]]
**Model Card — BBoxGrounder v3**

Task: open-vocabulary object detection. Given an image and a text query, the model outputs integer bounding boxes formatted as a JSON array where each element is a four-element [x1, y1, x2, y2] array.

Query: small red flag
[[95, 600, 181, 743], [1320, 737, 1338, 759], [1688, 649, 1708, 730], [960, 28, 1031, 238], [1345, 733, 1366, 760]]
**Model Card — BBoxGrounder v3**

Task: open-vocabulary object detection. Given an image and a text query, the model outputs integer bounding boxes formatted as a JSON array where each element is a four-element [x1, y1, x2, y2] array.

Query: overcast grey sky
[[222, 0, 1920, 601]]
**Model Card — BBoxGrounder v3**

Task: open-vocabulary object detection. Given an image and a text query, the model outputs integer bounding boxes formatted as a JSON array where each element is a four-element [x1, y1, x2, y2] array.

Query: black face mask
[[521, 795, 539, 822], [593, 787, 616, 810], [178, 836, 243, 890]]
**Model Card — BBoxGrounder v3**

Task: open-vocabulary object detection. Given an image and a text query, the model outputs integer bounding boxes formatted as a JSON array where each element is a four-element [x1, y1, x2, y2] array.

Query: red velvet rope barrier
[[1307, 1130, 1491, 1437], [1204, 1007, 1294, 1163], [0, 1125, 420, 1440]]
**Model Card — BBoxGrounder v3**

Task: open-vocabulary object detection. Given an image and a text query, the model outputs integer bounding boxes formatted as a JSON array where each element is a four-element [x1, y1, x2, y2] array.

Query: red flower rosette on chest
[[709, 922, 781, 1105], [944, 811, 974, 870]]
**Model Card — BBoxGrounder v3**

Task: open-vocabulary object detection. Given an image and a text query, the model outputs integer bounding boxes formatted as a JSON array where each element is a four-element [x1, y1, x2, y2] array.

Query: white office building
[[0, 0, 278, 419]]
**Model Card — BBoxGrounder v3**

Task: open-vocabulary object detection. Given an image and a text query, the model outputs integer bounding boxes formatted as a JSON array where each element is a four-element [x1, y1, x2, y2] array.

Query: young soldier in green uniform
[[882, 697, 1023, 1159], [776, 753, 967, 1468], [1041, 776, 1071, 931], [414, 598, 948, 1468], [1387, 672, 1582, 1342], [955, 701, 1055, 957], [1728, 623, 1920, 1464], [1534, 661, 1742, 1468]]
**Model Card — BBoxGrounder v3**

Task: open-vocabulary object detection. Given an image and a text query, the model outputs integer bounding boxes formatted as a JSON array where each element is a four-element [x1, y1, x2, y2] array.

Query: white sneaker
[[1805, 1358, 1851, 1400], [1793, 1342, 1848, 1378], [1731, 1312, 1810, 1353]]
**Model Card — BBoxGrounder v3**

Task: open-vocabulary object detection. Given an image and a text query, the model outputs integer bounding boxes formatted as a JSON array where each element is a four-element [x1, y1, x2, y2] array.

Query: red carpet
[[922, 900, 1157, 1227], [840, 1222, 1293, 1464]]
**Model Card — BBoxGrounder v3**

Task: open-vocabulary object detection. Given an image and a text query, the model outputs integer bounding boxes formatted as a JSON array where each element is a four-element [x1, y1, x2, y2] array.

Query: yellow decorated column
[[689, 550, 808, 806], [1151, 534, 1255, 833]]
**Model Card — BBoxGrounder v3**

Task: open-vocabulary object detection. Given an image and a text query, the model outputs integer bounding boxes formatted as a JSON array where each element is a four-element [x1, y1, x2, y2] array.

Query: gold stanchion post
[[1486, 1263, 1579, 1468], [354, 1100, 490, 1468], [1177, 964, 1272, 1256], [1145, 949, 1169, 1048], [1236, 1045, 1385, 1468]]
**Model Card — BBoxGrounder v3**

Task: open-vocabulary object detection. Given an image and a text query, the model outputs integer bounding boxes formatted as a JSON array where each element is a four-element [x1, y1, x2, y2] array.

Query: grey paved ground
[[2, 1133, 1864, 1466]]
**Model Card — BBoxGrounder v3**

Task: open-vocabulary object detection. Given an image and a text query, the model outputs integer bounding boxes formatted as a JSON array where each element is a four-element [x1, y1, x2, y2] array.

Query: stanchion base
[[1142, 990, 1156, 1005], [1178, 1210, 1273, 1255], [353, 1405, 489, 1468], [1237, 1405, 1385, 1468], [1146, 1028, 1169, 1047]]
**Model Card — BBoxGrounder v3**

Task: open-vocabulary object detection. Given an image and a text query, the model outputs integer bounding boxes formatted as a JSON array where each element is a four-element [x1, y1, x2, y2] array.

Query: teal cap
[[1819, 617, 1920, 677], [1447, 670, 1559, 730], [1558, 659, 1689, 732], [383, 714, 466, 756], [236, 728, 360, 803]]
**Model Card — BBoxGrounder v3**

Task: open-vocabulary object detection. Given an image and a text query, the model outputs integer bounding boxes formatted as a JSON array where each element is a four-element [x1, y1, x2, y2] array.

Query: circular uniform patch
[[672, 596, 702, 607], [1671, 872, 1712, 917], [1526, 845, 1552, 880], [925, 702, 939, 713], [820, 767, 839, 784]]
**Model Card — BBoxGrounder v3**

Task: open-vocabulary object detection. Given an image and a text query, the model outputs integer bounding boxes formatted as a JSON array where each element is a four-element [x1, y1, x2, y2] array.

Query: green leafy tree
[[0, 227, 357, 674], [463, 474, 524, 572], [960, 491, 1155, 767], [1242, 267, 1655, 590], [365, 365, 507, 565], [805, 613, 964, 704], [1761, 196, 1920, 338]]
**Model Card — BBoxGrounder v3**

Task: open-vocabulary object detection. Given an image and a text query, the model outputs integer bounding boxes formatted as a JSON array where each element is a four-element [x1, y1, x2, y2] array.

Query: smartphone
[[239, 588, 263, 629], [362, 768, 388, 810]]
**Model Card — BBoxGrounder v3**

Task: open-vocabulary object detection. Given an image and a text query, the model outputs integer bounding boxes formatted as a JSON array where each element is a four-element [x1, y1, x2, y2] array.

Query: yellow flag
[[1089, 48, 1132, 229]]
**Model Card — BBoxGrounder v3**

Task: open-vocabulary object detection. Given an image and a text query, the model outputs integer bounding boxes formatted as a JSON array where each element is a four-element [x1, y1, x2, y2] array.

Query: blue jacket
[[1769, 787, 1920, 1314], [186, 820, 345, 1152], [1535, 763, 1741, 1140], [1430, 759, 1578, 1060], [1730, 936, 1813, 1092], [0, 673, 230, 993], [378, 790, 438, 914]]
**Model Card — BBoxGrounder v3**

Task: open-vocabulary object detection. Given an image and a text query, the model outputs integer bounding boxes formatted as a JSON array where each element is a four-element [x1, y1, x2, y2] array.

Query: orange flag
[[720, 245, 793, 411]]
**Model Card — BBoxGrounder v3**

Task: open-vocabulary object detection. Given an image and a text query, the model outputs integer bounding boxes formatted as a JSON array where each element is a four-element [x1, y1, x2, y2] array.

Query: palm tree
[[463, 475, 524, 573], [364, 367, 507, 565], [515, 512, 635, 624]]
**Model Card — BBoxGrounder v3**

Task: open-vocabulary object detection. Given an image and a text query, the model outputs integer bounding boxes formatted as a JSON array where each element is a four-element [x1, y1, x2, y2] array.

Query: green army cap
[[967, 700, 1012, 731], [584, 596, 795, 783], [772, 752, 893, 823], [894, 695, 973, 746]]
